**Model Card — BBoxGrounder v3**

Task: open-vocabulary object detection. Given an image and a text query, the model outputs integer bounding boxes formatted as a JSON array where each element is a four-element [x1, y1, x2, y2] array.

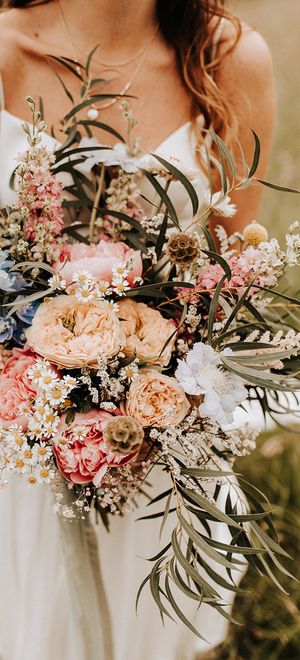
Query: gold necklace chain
[[55, 0, 159, 114]]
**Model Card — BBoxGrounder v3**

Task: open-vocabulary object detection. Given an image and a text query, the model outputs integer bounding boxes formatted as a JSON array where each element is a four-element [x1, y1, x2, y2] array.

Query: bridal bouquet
[[0, 62, 299, 633]]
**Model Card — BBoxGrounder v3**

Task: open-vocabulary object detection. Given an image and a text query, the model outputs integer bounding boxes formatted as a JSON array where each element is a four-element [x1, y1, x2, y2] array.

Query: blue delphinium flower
[[0, 316, 17, 343], [0, 249, 28, 292], [15, 300, 40, 325]]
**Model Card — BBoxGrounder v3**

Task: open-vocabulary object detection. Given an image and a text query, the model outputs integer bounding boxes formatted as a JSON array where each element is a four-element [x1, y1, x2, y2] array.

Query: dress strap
[[0, 71, 5, 110]]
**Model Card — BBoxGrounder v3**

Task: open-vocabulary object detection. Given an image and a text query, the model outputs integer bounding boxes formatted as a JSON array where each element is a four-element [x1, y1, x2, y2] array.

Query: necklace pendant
[[87, 107, 100, 120]]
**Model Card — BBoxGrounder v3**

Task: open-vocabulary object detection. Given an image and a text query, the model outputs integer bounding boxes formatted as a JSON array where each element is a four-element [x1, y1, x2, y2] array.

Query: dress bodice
[[0, 108, 209, 229]]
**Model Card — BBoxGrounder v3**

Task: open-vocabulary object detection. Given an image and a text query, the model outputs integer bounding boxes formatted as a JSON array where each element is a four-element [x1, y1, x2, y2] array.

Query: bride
[[0, 1, 274, 659]]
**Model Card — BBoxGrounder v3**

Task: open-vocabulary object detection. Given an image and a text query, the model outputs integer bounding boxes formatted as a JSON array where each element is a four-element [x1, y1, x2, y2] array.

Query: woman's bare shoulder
[[219, 19, 274, 97], [0, 6, 45, 69], [0, 9, 28, 68]]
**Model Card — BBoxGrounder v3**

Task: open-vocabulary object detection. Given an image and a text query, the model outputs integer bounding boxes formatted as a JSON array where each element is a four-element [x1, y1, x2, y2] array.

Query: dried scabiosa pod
[[103, 415, 144, 455], [167, 232, 200, 266]]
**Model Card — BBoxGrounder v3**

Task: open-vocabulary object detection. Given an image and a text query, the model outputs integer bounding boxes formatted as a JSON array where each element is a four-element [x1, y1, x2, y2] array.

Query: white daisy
[[32, 442, 53, 461], [119, 361, 139, 383], [72, 270, 96, 286], [36, 466, 55, 484], [48, 273, 67, 290]]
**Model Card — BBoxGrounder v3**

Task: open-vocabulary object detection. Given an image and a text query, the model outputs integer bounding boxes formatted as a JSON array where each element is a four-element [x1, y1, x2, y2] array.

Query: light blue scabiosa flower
[[175, 342, 247, 426], [0, 250, 28, 293], [75, 137, 140, 174], [0, 316, 17, 343]]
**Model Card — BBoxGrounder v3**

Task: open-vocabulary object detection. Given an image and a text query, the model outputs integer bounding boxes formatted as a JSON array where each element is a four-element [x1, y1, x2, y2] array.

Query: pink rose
[[118, 298, 176, 366], [54, 240, 143, 285], [53, 409, 136, 486], [0, 347, 38, 429], [125, 369, 190, 428], [26, 296, 125, 368]]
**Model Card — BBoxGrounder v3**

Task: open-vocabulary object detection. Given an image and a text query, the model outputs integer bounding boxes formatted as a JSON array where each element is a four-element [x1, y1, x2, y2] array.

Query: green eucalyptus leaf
[[201, 249, 232, 281], [256, 178, 300, 194], [140, 169, 180, 228], [164, 574, 208, 640], [86, 44, 99, 76], [248, 130, 261, 178], [149, 559, 174, 619], [168, 558, 203, 602], [171, 530, 220, 599], [78, 120, 124, 142], [146, 488, 173, 507], [151, 153, 199, 216], [48, 54, 84, 80], [178, 484, 242, 531], [178, 512, 244, 570], [159, 492, 173, 541]]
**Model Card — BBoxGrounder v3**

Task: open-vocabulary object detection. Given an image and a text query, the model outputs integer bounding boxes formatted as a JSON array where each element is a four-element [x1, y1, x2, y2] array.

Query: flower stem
[[89, 165, 105, 244]]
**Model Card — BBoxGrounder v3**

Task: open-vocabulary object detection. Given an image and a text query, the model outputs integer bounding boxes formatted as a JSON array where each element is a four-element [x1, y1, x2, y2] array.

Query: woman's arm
[[210, 23, 275, 236]]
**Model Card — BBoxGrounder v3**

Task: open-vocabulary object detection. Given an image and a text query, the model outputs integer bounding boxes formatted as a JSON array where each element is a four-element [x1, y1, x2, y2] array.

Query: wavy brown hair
[[1, 0, 241, 145]]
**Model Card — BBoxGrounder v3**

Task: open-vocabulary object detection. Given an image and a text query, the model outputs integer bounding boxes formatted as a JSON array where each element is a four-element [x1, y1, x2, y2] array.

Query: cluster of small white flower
[[149, 412, 245, 489], [140, 212, 165, 233], [95, 351, 126, 400], [53, 455, 153, 519], [286, 232, 300, 266], [0, 361, 78, 486], [185, 304, 202, 332], [215, 224, 243, 257], [0, 423, 55, 486], [243, 328, 300, 369], [220, 424, 259, 457]]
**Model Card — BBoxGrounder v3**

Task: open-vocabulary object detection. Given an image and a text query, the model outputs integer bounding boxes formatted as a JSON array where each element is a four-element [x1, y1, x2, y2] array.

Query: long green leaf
[[178, 512, 244, 570], [141, 169, 179, 228], [207, 274, 227, 344], [164, 575, 208, 640], [152, 153, 199, 216], [171, 530, 220, 599], [178, 484, 242, 531], [248, 130, 261, 178], [256, 178, 300, 193]]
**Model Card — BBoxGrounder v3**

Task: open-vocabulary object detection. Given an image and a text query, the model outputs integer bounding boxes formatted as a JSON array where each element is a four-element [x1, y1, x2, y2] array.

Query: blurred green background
[[214, 3, 300, 659]]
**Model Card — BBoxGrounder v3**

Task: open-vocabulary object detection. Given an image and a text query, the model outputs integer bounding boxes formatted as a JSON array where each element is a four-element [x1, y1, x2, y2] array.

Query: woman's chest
[[3, 43, 193, 155]]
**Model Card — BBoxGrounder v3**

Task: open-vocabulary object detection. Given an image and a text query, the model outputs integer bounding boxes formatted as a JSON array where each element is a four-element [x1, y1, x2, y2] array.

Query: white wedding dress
[[0, 75, 292, 660]]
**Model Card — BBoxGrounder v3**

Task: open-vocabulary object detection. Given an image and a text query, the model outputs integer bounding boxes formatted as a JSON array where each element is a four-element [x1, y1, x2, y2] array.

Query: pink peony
[[54, 240, 143, 286], [53, 409, 136, 486], [0, 347, 38, 429]]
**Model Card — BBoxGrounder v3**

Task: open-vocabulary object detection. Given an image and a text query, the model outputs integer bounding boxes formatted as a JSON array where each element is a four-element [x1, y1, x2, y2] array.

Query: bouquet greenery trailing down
[[0, 52, 300, 636]]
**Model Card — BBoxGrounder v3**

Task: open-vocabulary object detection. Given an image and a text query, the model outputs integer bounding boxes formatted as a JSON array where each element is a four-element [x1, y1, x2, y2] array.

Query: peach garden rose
[[125, 369, 190, 428], [53, 409, 136, 486], [118, 298, 176, 366], [54, 239, 143, 286], [26, 295, 124, 369]]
